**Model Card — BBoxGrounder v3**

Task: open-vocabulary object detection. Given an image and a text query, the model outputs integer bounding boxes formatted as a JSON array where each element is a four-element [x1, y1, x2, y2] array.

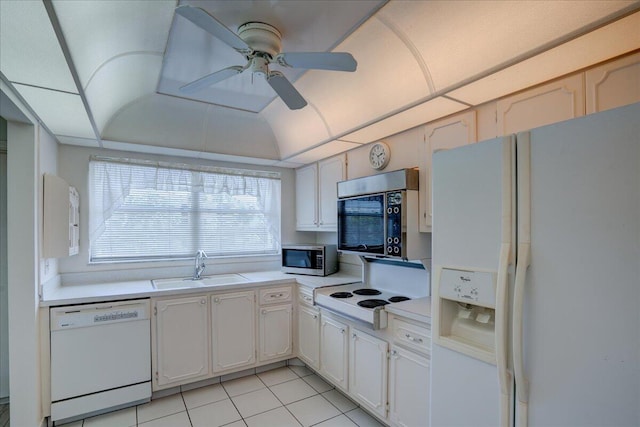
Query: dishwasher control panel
[[50, 300, 150, 331]]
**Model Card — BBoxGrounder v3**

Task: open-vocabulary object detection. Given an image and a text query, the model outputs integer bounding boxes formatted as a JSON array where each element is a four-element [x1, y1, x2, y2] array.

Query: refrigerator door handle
[[496, 242, 512, 427], [513, 242, 531, 427]]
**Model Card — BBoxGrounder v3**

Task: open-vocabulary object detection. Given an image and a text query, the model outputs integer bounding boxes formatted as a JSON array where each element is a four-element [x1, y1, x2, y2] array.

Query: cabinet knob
[[270, 293, 283, 298], [340, 328, 345, 334], [313, 315, 318, 319], [262, 309, 267, 315], [352, 333, 357, 339], [214, 297, 220, 303], [391, 350, 398, 357], [405, 333, 423, 343], [200, 299, 206, 304]]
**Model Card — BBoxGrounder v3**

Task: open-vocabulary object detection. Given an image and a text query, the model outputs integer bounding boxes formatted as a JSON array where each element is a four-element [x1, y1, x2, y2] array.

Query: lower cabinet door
[[349, 329, 388, 418], [389, 345, 430, 427], [154, 295, 210, 388], [320, 314, 349, 391], [211, 291, 256, 373], [259, 303, 293, 362], [298, 304, 320, 369]]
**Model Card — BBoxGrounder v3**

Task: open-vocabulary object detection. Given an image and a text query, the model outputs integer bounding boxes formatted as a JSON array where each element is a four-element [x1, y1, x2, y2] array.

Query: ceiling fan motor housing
[[238, 22, 282, 58]]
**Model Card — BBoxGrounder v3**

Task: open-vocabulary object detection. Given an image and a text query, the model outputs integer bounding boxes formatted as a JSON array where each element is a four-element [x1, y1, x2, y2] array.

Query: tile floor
[[58, 365, 385, 427]]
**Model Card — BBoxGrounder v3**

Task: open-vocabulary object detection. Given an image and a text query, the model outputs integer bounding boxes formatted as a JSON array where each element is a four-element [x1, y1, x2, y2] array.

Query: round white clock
[[369, 142, 391, 170]]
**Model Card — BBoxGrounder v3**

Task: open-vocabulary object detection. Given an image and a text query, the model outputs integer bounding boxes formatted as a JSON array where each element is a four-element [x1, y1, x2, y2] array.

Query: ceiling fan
[[174, 5, 358, 110]]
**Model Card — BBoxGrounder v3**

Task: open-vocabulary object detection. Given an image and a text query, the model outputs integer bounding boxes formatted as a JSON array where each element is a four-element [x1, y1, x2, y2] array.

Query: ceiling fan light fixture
[[237, 22, 282, 58]]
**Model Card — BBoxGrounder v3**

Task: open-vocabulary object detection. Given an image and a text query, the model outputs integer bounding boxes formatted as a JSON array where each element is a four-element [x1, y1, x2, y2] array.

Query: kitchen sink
[[152, 274, 249, 290]]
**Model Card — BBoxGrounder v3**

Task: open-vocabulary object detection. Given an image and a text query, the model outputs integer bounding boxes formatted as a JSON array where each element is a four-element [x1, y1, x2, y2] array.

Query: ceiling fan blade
[[175, 5, 251, 53], [180, 66, 245, 93], [275, 52, 357, 72], [267, 71, 307, 110]]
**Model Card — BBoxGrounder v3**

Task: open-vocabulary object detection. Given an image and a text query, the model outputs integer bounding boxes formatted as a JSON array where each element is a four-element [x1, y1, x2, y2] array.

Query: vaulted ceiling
[[1, 1, 639, 167]]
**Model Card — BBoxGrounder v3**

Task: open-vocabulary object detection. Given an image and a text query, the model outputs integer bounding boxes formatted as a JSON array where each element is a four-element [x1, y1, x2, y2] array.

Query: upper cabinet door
[[295, 163, 318, 231], [586, 53, 640, 115], [317, 154, 346, 231], [496, 74, 585, 136], [420, 111, 477, 232]]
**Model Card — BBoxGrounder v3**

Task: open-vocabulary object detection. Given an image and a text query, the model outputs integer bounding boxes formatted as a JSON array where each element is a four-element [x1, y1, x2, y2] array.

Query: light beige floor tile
[[313, 414, 359, 427], [244, 406, 302, 427], [257, 366, 299, 386], [322, 389, 358, 413], [188, 398, 242, 427], [269, 378, 318, 404], [137, 394, 186, 423], [302, 374, 334, 393], [182, 383, 228, 409], [289, 365, 314, 377], [83, 407, 136, 427], [222, 374, 266, 397], [286, 395, 341, 427], [223, 422, 247, 427], [231, 387, 282, 418], [345, 408, 385, 427], [138, 411, 191, 427]]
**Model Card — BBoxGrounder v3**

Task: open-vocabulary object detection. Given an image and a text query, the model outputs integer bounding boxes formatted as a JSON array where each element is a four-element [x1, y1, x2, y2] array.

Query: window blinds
[[89, 157, 281, 263]]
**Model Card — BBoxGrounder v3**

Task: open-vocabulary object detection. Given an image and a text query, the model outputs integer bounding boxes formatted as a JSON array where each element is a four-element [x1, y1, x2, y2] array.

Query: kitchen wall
[[55, 145, 306, 284], [2, 83, 46, 426]]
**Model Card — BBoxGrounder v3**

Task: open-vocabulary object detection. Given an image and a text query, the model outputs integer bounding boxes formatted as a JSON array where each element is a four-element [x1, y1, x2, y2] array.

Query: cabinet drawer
[[392, 318, 431, 355], [259, 286, 292, 305], [298, 286, 314, 306]]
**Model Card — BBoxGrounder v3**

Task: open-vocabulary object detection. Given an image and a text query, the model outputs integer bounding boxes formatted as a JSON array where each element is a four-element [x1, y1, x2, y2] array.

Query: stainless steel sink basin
[[152, 274, 249, 290]]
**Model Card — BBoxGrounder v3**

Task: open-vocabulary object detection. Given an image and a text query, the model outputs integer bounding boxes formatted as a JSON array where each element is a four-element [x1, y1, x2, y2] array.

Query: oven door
[[338, 193, 386, 255]]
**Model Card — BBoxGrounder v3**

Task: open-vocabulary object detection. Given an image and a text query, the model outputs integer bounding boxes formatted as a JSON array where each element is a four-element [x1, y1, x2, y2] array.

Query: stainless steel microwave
[[281, 244, 339, 276]]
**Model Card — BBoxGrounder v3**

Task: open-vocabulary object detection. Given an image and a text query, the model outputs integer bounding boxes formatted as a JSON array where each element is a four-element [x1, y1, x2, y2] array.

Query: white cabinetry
[[320, 313, 349, 391], [496, 74, 585, 135], [297, 287, 320, 369], [420, 111, 477, 232], [258, 287, 293, 362], [153, 295, 210, 389], [388, 345, 430, 427], [349, 328, 388, 418], [43, 173, 79, 257], [295, 154, 346, 231], [586, 52, 640, 114], [211, 291, 256, 373]]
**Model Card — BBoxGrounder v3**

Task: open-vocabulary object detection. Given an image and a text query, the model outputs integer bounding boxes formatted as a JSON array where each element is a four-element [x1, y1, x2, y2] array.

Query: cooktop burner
[[330, 292, 353, 299], [388, 296, 411, 303], [353, 288, 382, 296], [357, 299, 390, 309]]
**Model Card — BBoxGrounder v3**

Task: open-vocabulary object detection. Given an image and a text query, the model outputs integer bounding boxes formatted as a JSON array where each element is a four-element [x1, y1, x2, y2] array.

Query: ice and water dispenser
[[433, 267, 498, 364]]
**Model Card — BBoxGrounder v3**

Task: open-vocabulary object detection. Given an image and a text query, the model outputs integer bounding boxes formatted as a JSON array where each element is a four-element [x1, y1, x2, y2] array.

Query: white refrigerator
[[430, 102, 639, 427]]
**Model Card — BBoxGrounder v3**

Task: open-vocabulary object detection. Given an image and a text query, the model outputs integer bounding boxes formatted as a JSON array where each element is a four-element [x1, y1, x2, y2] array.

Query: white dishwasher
[[50, 299, 151, 423]]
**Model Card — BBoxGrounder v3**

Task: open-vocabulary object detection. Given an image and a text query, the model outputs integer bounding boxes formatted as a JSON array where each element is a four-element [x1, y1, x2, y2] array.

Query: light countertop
[[41, 270, 361, 307], [385, 296, 432, 324]]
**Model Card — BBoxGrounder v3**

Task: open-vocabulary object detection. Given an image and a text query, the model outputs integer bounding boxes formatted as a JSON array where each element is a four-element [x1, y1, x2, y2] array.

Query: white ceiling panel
[[0, 0, 76, 92], [261, 101, 332, 159], [296, 16, 431, 138], [52, 0, 176, 88], [381, 1, 637, 93], [12, 84, 94, 138], [341, 97, 468, 144], [84, 54, 164, 133], [285, 140, 360, 164], [158, 0, 385, 111], [448, 11, 640, 106]]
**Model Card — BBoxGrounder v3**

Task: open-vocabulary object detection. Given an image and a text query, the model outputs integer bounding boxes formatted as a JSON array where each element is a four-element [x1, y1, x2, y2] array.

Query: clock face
[[369, 142, 390, 170]]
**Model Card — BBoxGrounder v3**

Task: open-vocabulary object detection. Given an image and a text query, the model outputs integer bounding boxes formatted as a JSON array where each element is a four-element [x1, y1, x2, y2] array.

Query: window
[[89, 157, 281, 263]]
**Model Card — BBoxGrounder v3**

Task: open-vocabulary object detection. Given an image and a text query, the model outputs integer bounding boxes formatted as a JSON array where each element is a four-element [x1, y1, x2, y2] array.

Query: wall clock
[[369, 141, 391, 170]]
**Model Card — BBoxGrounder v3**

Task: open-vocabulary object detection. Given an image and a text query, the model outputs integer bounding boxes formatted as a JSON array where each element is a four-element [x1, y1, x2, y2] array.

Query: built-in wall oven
[[337, 168, 430, 260]]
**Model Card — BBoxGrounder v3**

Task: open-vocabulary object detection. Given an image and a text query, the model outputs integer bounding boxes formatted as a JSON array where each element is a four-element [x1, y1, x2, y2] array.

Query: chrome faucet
[[193, 250, 208, 280]]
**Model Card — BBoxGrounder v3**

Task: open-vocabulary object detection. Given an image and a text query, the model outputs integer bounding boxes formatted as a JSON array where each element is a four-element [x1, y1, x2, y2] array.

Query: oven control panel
[[385, 191, 403, 256]]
